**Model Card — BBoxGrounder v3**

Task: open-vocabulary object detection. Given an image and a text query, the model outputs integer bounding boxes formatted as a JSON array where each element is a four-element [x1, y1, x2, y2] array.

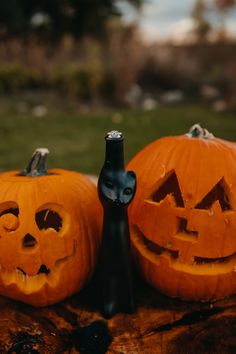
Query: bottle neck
[[104, 137, 124, 171]]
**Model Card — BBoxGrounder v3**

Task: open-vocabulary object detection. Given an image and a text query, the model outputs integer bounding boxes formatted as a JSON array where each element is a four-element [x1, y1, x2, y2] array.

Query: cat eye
[[105, 179, 113, 189], [124, 187, 133, 195]]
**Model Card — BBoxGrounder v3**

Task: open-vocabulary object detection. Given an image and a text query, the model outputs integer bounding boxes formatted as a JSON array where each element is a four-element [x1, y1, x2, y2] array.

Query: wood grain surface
[[1, 274, 236, 354]]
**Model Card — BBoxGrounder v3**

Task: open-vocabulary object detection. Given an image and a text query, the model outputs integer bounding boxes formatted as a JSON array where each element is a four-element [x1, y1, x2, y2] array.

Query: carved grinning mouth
[[132, 226, 236, 275], [1, 242, 76, 293], [17, 264, 50, 276]]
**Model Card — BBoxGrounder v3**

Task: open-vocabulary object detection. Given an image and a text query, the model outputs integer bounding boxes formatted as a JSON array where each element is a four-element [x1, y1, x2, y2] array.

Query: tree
[[214, 0, 236, 40], [191, 0, 211, 42], [0, 0, 143, 40], [215, 0, 235, 11]]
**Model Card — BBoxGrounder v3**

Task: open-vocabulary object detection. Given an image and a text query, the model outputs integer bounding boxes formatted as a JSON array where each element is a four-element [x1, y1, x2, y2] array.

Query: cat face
[[98, 168, 136, 206]]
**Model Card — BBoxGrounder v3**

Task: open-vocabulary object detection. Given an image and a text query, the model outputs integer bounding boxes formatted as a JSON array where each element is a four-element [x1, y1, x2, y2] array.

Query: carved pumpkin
[[0, 149, 102, 306], [127, 125, 236, 301]]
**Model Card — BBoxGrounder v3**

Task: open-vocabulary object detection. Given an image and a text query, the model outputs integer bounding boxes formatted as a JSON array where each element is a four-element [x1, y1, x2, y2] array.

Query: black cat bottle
[[98, 130, 136, 318]]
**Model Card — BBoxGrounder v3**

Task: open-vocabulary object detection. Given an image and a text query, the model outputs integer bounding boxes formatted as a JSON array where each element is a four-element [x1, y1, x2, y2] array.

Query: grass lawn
[[0, 94, 235, 175]]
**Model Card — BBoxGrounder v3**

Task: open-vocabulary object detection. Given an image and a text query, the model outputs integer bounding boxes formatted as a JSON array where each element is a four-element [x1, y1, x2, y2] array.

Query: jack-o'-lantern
[[0, 148, 102, 306], [127, 125, 236, 301]]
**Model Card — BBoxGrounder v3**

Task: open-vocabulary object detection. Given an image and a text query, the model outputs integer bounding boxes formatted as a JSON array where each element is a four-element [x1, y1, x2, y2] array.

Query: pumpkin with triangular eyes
[[127, 125, 236, 301], [0, 149, 102, 306]]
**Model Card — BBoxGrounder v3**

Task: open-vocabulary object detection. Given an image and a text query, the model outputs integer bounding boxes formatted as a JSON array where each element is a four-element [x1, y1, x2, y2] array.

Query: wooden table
[[1, 274, 236, 354]]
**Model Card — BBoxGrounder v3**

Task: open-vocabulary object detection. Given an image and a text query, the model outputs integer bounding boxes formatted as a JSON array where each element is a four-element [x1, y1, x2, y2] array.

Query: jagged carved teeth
[[16, 264, 50, 277]]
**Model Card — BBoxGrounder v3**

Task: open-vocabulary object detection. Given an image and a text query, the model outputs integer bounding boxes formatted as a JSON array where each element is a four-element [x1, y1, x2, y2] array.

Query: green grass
[[0, 95, 235, 175]]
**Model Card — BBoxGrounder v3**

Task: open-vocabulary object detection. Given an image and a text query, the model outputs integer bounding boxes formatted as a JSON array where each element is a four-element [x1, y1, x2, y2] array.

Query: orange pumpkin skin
[[127, 126, 236, 301], [0, 168, 102, 306]]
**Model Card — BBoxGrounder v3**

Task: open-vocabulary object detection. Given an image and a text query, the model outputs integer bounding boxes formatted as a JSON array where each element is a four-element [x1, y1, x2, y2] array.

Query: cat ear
[[126, 171, 136, 190], [127, 171, 136, 181]]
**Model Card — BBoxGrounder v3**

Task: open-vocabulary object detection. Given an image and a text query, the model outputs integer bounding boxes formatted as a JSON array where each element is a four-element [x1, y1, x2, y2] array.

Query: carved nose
[[22, 233, 37, 248]]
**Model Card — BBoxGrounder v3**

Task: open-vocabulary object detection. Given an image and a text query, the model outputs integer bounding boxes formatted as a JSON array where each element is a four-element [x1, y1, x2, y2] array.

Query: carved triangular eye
[[195, 178, 231, 211], [151, 172, 184, 207]]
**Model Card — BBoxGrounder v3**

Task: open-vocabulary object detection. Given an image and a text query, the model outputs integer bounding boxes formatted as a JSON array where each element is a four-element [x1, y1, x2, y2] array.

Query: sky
[[117, 0, 236, 42]]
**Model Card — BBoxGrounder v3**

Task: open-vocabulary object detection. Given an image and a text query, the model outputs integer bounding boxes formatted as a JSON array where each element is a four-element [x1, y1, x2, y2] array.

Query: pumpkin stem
[[186, 124, 214, 139], [19, 148, 49, 177]]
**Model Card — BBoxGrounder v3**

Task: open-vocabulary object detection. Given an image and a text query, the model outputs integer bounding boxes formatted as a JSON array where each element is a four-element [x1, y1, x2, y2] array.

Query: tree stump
[[1, 275, 236, 354]]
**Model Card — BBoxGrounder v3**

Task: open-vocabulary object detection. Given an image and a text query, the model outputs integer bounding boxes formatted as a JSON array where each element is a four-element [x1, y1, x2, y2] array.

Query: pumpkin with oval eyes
[[127, 125, 236, 301], [0, 148, 102, 306]]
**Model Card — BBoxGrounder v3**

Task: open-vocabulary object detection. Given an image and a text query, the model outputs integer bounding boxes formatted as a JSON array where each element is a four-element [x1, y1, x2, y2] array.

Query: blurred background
[[0, 0, 235, 174]]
